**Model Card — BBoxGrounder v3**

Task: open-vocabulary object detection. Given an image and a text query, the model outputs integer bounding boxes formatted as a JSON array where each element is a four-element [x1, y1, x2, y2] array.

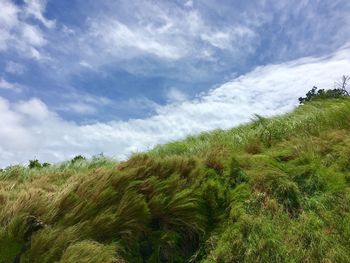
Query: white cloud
[[0, 0, 19, 51], [0, 0, 51, 59], [201, 30, 233, 50], [23, 0, 56, 28], [16, 98, 51, 120], [184, 0, 194, 8], [84, 3, 258, 63], [201, 26, 255, 51], [88, 19, 188, 60], [0, 98, 35, 150], [0, 46, 349, 167], [66, 103, 97, 115], [0, 77, 21, 92], [166, 87, 188, 102], [0, 0, 19, 28], [79, 61, 94, 70], [21, 24, 46, 46], [67, 92, 112, 106], [5, 61, 26, 75], [54, 92, 114, 116]]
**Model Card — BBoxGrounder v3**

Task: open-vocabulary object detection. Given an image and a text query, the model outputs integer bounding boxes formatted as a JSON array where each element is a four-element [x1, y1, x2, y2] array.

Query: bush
[[28, 159, 42, 169], [70, 155, 86, 164], [299, 77, 349, 104]]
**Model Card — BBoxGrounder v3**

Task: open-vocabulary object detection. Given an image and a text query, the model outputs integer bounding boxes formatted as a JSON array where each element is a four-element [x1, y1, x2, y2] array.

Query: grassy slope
[[1, 98, 350, 262]]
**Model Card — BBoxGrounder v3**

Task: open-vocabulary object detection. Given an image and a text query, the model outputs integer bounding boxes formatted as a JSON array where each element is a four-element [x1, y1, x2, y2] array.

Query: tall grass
[[1, 98, 350, 262], [151, 98, 350, 157]]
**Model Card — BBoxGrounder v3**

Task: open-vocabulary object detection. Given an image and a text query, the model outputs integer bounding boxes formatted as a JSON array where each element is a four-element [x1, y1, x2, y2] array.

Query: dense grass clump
[[1, 98, 350, 262]]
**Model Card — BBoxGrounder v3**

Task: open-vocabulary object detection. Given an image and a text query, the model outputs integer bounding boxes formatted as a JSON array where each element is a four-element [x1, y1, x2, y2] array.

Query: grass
[[1, 98, 350, 262]]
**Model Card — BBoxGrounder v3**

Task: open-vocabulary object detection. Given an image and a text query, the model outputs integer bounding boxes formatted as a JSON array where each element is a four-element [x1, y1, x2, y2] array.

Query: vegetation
[[298, 75, 349, 104], [28, 160, 50, 169], [1, 96, 350, 262]]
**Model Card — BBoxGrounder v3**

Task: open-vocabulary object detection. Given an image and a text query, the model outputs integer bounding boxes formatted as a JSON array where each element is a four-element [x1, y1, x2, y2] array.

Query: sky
[[0, 0, 350, 167]]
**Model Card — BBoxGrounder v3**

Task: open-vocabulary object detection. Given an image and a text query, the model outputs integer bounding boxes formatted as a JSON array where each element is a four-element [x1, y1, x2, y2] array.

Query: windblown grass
[[1, 98, 350, 262]]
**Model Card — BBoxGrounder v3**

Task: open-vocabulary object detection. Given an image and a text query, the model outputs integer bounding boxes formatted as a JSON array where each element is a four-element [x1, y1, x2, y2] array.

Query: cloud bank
[[1, 45, 349, 167]]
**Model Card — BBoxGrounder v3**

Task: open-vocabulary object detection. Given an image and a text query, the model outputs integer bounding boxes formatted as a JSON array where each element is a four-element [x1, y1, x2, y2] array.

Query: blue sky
[[0, 0, 350, 166]]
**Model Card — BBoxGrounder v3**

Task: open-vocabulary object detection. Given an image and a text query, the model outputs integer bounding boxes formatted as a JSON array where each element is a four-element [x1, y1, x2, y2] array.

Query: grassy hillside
[[1, 98, 350, 262]]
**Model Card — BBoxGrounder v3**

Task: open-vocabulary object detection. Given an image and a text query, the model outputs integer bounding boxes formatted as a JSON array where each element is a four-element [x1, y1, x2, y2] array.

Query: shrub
[[70, 155, 86, 164], [28, 159, 42, 169], [299, 76, 349, 104]]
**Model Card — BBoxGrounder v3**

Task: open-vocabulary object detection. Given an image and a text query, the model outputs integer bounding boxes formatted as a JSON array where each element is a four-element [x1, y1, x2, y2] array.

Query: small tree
[[71, 155, 86, 164], [299, 75, 349, 104], [29, 159, 42, 169]]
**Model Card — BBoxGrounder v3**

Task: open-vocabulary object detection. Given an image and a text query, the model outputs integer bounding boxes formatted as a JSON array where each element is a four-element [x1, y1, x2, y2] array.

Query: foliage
[[299, 76, 349, 104], [28, 160, 50, 169], [70, 155, 86, 164], [28, 159, 42, 169]]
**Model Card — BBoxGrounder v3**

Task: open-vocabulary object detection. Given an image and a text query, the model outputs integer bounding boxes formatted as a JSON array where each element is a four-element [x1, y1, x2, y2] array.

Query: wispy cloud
[[0, 0, 53, 60], [0, 77, 21, 92], [5, 61, 26, 75], [55, 91, 113, 116], [77, 0, 259, 72], [62, 103, 98, 115], [88, 19, 186, 60], [166, 87, 188, 103], [23, 0, 56, 28]]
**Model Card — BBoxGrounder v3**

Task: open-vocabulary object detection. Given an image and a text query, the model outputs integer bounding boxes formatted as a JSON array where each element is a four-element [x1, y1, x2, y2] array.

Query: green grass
[[1, 98, 350, 262]]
